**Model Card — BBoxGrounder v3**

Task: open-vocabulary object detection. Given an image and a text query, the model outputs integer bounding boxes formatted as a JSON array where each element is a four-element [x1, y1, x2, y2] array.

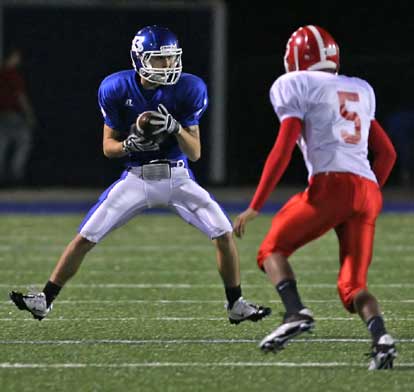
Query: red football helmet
[[284, 25, 340, 73]]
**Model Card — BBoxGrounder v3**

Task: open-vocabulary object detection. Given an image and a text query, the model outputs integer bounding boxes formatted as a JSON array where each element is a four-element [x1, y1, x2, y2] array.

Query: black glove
[[149, 104, 181, 136], [122, 134, 160, 153]]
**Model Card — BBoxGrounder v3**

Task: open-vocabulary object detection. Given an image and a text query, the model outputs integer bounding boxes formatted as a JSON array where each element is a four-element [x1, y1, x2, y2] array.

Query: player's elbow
[[380, 143, 397, 170], [103, 145, 118, 159], [389, 144, 397, 167], [188, 155, 200, 162], [103, 149, 113, 159], [103, 145, 111, 158], [188, 150, 201, 162], [185, 145, 201, 161]]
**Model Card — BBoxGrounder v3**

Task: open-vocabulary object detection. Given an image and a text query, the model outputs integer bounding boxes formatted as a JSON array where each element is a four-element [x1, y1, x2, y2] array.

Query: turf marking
[[3, 283, 414, 288], [0, 338, 413, 345], [2, 299, 414, 305], [0, 269, 341, 275], [1, 243, 414, 251], [0, 361, 414, 369], [1, 316, 414, 322]]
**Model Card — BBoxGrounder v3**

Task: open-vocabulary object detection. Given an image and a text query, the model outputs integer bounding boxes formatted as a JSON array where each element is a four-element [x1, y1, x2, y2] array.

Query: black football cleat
[[368, 334, 397, 370], [259, 308, 314, 353], [9, 291, 52, 321]]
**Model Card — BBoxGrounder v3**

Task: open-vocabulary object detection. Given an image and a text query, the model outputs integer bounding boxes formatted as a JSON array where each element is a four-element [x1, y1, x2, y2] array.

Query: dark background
[[3, 1, 414, 189], [3, 3, 213, 186], [226, 1, 414, 187]]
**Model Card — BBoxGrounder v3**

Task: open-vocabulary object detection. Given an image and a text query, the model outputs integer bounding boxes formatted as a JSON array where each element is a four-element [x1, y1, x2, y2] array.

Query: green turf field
[[0, 213, 413, 391]]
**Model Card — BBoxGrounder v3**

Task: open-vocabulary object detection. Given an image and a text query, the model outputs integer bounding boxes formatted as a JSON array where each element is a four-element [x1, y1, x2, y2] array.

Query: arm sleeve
[[177, 79, 208, 128], [368, 119, 397, 187], [98, 80, 123, 132], [249, 117, 303, 211]]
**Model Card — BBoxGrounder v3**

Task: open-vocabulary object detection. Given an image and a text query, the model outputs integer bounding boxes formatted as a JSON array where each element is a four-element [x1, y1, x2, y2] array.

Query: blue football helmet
[[130, 25, 183, 85]]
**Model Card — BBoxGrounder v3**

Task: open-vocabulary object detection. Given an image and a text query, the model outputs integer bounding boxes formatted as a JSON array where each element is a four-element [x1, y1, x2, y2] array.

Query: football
[[136, 111, 165, 144]]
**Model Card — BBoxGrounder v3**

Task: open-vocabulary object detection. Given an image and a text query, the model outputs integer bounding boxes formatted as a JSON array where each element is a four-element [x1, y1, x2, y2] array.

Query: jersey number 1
[[337, 91, 361, 144]]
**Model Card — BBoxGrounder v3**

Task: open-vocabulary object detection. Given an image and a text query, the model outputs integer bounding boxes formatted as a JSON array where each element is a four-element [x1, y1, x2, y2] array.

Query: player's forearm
[[103, 139, 128, 158], [176, 127, 201, 161], [103, 125, 128, 158], [250, 117, 302, 211], [249, 145, 292, 211]]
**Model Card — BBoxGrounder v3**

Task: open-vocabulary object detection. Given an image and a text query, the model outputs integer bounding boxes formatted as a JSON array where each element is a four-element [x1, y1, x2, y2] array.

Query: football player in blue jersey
[[9, 25, 271, 325]]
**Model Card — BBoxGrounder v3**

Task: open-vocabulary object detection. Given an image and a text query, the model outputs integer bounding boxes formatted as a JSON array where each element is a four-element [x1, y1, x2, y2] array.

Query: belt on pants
[[129, 159, 186, 180], [130, 159, 186, 168]]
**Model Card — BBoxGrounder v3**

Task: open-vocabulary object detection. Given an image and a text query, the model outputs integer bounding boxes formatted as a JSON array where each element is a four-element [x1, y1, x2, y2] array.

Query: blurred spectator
[[385, 107, 414, 188], [0, 47, 36, 186]]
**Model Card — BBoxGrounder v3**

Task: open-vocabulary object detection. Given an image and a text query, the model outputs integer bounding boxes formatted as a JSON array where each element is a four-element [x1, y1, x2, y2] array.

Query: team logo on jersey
[[125, 99, 133, 107]]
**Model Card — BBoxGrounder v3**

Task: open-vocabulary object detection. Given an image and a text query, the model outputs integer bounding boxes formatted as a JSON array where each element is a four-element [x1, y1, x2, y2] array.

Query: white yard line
[[0, 338, 413, 345], [1, 243, 413, 253], [0, 316, 413, 322], [1, 361, 414, 369], [3, 283, 414, 288], [0, 269, 341, 275], [2, 299, 414, 305], [0, 317, 227, 322]]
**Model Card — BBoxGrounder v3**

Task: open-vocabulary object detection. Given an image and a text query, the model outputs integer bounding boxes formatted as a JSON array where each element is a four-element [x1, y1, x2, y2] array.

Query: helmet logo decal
[[325, 45, 337, 56], [132, 36, 145, 53]]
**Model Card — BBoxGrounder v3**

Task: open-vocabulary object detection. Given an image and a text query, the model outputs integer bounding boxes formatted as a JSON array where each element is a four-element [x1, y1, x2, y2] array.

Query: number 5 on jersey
[[337, 91, 361, 144]]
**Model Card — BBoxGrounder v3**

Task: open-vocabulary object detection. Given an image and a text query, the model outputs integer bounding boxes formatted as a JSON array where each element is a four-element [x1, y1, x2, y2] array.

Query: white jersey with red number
[[269, 70, 377, 183]]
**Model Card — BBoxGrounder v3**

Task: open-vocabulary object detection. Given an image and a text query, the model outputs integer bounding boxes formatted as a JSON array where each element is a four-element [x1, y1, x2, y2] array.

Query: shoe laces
[[239, 297, 261, 310], [226, 297, 258, 311], [26, 288, 46, 305]]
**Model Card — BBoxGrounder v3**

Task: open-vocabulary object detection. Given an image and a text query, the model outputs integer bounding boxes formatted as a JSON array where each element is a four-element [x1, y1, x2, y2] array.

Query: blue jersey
[[98, 70, 208, 166]]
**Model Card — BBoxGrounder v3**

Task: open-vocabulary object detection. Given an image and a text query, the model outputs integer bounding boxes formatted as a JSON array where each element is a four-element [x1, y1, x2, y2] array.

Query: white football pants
[[79, 166, 233, 242]]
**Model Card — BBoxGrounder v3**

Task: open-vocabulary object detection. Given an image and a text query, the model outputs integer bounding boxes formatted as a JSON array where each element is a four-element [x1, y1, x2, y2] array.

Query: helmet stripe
[[307, 25, 326, 61], [293, 45, 299, 71]]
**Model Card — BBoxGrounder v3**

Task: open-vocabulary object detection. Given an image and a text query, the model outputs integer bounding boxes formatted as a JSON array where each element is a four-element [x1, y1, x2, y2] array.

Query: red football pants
[[257, 172, 383, 312]]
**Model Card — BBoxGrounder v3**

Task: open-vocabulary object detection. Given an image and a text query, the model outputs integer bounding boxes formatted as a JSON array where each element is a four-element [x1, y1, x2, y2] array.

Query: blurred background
[[0, 0, 413, 207]]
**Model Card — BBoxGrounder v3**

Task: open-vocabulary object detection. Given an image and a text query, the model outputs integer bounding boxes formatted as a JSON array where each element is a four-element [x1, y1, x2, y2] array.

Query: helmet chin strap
[[139, 69, 163, 85]]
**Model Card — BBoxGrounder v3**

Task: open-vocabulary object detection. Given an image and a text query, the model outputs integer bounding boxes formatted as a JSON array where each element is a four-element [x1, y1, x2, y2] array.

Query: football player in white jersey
[[234, 25, 397, 369], [9, 26, 270, 327]]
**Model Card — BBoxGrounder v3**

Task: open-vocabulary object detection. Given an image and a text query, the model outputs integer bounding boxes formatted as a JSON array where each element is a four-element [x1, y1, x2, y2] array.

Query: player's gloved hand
[[129, 123, 145, 137], [149, 104, 181, 136], [122, 134, 159, 153]]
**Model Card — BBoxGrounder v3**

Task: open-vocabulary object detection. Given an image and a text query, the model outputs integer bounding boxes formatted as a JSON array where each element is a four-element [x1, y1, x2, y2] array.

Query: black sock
[[367, 316, 387, 343], [43, 281, 62, 307], [225, 285, 242, 308], [276, 279, 304, 314]]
